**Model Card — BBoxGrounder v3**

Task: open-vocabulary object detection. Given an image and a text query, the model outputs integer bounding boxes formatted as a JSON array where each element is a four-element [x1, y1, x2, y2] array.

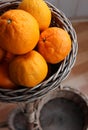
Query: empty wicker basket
[[36, 87, 88, 130]]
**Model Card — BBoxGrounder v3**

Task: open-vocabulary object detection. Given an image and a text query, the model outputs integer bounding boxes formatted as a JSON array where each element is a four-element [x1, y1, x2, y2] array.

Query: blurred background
[[46, 0, 88, 20]]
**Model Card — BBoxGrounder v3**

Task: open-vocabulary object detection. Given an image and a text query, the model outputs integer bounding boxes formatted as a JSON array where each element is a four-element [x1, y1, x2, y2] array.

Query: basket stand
[[0, 86, 87, 130], [26, 103, 35, 130]]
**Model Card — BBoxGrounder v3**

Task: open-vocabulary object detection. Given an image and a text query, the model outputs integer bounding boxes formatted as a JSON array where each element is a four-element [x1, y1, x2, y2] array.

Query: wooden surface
[[62, 21, 88, 97], [0, 21, 88, 130]]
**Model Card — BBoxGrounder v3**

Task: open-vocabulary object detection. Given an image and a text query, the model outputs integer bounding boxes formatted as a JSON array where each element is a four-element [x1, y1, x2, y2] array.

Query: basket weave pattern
[[0, 0, 78, 103]]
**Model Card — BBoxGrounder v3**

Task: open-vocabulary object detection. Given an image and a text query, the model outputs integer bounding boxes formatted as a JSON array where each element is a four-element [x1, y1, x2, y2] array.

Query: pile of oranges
[[0, 0, 71, 89]]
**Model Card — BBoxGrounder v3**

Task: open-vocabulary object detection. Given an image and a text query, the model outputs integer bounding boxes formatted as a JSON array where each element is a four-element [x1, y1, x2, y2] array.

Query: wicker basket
[[0, 0, 78, 103]]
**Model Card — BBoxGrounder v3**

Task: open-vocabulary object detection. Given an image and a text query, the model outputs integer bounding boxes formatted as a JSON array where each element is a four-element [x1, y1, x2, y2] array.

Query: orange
[[0, 9, 40, 54], [9, 50, 48, 87], [0, 47, 15, 63], [0, 63, 16, 89], [37, 27, 72, 64], [0, 47, 5, 62], [18, 0, 51, 31], [3, 51, 15, 63]]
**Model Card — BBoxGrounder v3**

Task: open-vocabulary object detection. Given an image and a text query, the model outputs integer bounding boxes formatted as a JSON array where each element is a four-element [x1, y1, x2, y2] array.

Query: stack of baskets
[[0, 0, 78, 103]]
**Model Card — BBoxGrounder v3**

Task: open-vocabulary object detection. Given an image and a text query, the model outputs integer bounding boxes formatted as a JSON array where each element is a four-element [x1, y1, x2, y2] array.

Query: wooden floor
[[0, 21, 88, 130]]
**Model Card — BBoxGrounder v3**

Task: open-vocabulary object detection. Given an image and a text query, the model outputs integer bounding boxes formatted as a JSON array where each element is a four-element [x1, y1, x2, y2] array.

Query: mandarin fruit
[[38, 27, 71, 64], [0, 9, 39, 54], [9, 50, 48, 87], [18, 0, 51, 31], [0, 63, 16, 89], [0, 47, 5, 62], [3, 51, 15, 63]]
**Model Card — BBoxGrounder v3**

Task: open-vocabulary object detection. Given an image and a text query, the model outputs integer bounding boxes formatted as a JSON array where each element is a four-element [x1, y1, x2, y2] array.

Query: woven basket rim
[[0, 0, 78, 103]]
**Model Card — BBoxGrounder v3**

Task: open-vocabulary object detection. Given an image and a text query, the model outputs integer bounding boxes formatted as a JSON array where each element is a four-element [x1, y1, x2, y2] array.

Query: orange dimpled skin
[[38, 27, 72, 64], [18, 0, 51, 31], [0, 9, 40, 54], [0, 63, 16, 89], [9, 50, 48, 87]]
